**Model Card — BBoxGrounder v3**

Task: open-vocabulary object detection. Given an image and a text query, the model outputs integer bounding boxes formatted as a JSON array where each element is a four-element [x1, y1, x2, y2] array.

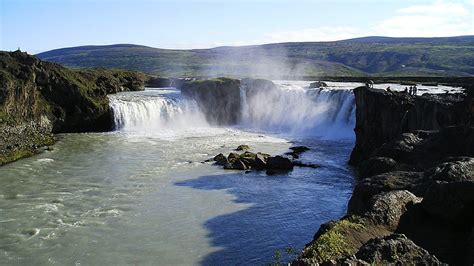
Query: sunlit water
[[0, 82, 359, 265]]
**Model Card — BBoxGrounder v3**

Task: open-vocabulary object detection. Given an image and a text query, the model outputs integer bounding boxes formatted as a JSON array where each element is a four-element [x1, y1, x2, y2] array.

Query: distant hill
[[37, 36, 474, 78]]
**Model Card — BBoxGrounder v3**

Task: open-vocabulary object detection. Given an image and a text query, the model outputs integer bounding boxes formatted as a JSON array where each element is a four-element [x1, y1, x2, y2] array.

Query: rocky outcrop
[[349, 86, 471, 165], [309, 81, 327, 88], [211, 145, 316, 174], [146, 76, 187, 88], [180, 78, 241, 125], [353, 234, 440, 264], [296, 83, 474, 265], [0, 51, 148, 165]]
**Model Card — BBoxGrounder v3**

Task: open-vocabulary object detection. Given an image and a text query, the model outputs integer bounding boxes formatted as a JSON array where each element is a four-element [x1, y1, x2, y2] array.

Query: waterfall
[[109, 83, 355, 139], [240, 83, 355, 139], [109, 88, 209, 134]]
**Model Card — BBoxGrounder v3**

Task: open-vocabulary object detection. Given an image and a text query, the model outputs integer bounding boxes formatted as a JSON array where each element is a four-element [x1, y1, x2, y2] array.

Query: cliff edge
[[0, 51, 148, 165], [295, 84, 474, 265]]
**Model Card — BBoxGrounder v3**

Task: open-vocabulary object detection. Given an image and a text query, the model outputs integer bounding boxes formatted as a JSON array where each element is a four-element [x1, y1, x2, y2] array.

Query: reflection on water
[[0, 131, 353, 265]]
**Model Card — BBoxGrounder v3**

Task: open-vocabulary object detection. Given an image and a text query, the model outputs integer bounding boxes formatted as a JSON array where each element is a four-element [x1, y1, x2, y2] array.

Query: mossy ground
[[0, 149, 34, 166], [301, 218, 366, 262]]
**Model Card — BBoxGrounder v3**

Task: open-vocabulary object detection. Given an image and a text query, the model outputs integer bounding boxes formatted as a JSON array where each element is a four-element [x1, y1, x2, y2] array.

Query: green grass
[[37, 36, 474, 77], [301, 218, 366, 263]]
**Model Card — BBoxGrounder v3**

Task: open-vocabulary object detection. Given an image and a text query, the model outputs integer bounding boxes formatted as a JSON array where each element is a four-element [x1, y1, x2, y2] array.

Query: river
[[1, 80, 364, 265]]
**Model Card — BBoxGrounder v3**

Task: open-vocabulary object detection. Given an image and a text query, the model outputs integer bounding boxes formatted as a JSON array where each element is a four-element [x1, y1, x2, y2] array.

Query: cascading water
[[240, 82, 355, 139], [109, 82, 356, 139], [109, 88, 210, 135]]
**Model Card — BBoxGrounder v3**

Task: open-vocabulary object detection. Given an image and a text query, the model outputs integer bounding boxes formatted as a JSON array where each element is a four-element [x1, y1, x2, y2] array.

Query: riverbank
[[294, 85, 474, 264]]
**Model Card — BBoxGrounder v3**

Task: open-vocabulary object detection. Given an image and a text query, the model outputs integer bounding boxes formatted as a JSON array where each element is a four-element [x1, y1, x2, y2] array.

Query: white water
[[241, 82, 355, 138], [110, 82, 356, 140], [109, 88, 212, 138]]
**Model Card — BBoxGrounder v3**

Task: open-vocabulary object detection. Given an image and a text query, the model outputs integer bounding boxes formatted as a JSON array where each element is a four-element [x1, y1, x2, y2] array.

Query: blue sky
[[1, 0, 473, 53]]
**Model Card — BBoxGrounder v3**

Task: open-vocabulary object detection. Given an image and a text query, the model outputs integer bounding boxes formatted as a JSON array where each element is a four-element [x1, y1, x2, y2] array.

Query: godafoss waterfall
[[0, 80, 358, 264]]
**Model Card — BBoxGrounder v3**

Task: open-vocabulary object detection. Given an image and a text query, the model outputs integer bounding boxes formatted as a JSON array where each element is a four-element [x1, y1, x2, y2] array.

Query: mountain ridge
[[37, 36, 474, 77]]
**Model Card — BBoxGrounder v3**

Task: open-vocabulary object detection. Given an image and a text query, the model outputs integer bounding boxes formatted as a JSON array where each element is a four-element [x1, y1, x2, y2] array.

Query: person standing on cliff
[[413, 85, 418, 96], [365, 80, 374, 88], [409, 86, 413, 95]]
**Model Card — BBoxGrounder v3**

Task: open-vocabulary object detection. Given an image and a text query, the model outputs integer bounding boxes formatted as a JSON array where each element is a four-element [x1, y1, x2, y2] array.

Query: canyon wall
[[0, 51, 148, 165]]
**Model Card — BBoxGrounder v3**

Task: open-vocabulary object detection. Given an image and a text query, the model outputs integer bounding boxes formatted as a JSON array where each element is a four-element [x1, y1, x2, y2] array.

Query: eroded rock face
[[348, 171, 424, 215], [425, 157, 474, 182], [358, 157, 398, 178], [349, 86, 471, 165], [180, 78, 241, 125], [0, 51, 147, 165], [354, 234, 440, 264], [364, 190, 421, 230]]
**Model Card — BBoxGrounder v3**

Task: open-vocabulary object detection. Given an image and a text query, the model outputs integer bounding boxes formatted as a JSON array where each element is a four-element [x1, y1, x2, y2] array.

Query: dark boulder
[[267, 156, 294, 170], [348, 171, 425, 215], [213, 153, 228, 166], [354, 234, 440, 264], [364, 190, 421, 230], [358, 157, 398, 178], [224, 159, 248, 170], [255, 153, 268, 169], [286, 145, 310, 159], [425, 157, 474, 182], [235, 144, 250, 151], [309, 81, 328, 88], [227, 152, 240, 163]]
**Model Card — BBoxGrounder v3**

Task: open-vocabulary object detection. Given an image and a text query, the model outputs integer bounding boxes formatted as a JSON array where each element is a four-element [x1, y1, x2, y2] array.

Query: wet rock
[[286, 145, 310, 159], [255, 153, 268, 169], [358, 157, 397, 178], [227, 152, 240, 163], [224, 159, 248, 170], [292, 161, 320, 169], [309, 81, 328, 88], [267, 156, 294, 171], [354, 234, 441, 264], [213, 153, 228, 166], [235, 144, 250, 151]]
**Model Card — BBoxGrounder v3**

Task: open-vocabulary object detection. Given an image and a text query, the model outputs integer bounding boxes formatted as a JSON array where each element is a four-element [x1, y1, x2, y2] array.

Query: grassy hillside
[[37, 36, 474, 77]]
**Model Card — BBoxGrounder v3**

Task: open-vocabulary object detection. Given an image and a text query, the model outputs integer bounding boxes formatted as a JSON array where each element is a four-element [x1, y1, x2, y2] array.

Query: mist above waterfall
[[200, 46, 313, 79]]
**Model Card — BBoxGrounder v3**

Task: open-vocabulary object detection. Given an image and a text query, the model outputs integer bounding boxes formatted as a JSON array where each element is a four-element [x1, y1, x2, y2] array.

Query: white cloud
[[398, 1, 470, 17], [262, 27, 365, 43], [255, 0, 474, 44]]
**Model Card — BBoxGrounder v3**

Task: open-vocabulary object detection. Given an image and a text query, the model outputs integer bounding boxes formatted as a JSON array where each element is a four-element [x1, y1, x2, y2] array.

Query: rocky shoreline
[[294, 85, 474, 265]]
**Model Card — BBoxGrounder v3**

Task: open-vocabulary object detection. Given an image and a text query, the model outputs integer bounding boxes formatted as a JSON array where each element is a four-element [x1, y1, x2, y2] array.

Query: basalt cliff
[[295, 85, 474, 265], [0, 51, 148, 165]]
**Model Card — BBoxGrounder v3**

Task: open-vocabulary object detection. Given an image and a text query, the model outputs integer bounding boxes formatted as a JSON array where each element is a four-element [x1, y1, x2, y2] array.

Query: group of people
[[404, 85, 418, 96]]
